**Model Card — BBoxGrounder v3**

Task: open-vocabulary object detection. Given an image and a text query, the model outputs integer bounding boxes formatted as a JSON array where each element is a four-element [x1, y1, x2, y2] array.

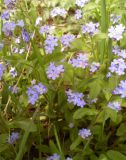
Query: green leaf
[[73, 108, 98, 120], [70, 137, 82, 150], [0, 144, 9, 153], [84, 2, 98, 11], [0, 156, 6, 160], [95, 110, 106, 123], [38, 145, 50, 153], [98, 154, 109, 160], [89, 78, 103, 99], [1, 84, 9, 105], [90, 154, 99, 160], [106, 150, 126, 160], [105, 108, 117, 122], [77, 78, 97, 92], [107, 76, 119, 91], [116, 123, 126, 136], [71, 38, 88, 51], [9, 120, 37, 132], [49, 140, 59, 154], [63, 63, 74, 85], [0, 134, 8, 144], [94, 33, 108, 40], [103, 89, 112, 101]]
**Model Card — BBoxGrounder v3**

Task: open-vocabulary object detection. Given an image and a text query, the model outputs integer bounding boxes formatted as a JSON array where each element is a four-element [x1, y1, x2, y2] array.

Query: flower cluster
[[66, 89, 86, 108], [1, 10, 10, 20], [108, 101, 121, 112], [47, 154, 72, 160], [47, 154, 60, 160], [4, 0, 16, 9], [90, 62, 100, 73], [12, 47, 25, 54], [50, 7, 67, 18], [78, 128, 91, 139], [112, 46, 126, 59], [60, 34, 75, 48], [22, 29, 30, 43], [82, 22, 99, 35], [2, 21, 16, 36], [44, 35, 58, 54], [69, 53, 89, 69], [110, 14, 121, 24], [9, 86, 19, 94], [109, 58, 126, 75], [17, 19, 24, 27], [46, 62, 64, 80], [8, 132, 19, 144], [9, 67, 17, 77], [39, 25, 50, 34], [113, 80, 126, 98], [27, 83, 47, 105], [87, 95, 98, 104], [76, 0, 89, 8], [75, 9, 82, 20], [106, 72, 111, 78], [108, 24, 125, 41], [0, 63, 5, 80]]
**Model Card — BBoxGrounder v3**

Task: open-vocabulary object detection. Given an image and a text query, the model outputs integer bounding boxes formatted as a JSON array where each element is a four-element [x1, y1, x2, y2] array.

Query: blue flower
[[10, 67, 17, 77], [113, 80, 126, 98], [4, 0, 16, 9], [90, 62, 100, 73], [39, 25, 50, 34], [44, 35, 58, 54], [69, 53, 89, 69], [2, 21, 16, 36], [46, 62, 64, 80], [76, 0, 89, 8], [110, 14, 121, 24], [75, 9, 82, 20], [0, 63, 5, 80], [60, 34, 75, 48], [8, 132, 19, 144], [27, 83, 47, 105], [108, 24, 125, 41], [66, 89, 86, 108], [9, 86, 19, 94], [22, 29, 30, 42], [112, 45, 126, 59], [108, 101, 121, 112], [78, 128, 91, 139], [1, 10, 10, 20], [47, 153, 60, 160], [17, 20, 24, 27], [50, 7, 67, 18], [109, 58, 126, 75], [82, 22, 99, 35]]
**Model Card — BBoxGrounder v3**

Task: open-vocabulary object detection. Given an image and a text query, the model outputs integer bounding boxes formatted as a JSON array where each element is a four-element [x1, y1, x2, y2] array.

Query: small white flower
[[19, 48, 25, 54], [35, 17, 42, 26]]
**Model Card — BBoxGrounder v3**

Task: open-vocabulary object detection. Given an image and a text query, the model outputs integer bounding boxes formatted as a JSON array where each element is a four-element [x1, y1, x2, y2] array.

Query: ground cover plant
[[1, 0, 126, 159]]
